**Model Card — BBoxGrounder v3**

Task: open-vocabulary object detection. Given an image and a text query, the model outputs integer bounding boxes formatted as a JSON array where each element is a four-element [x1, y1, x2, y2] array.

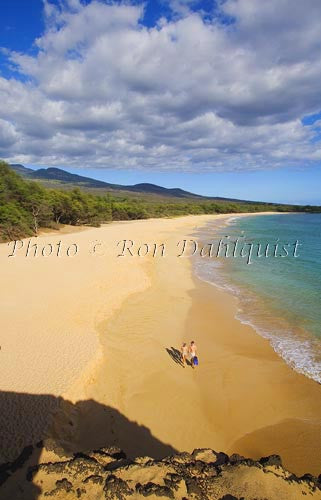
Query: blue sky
[[26, 163, 321, 205], [1, 0, 321, 204]]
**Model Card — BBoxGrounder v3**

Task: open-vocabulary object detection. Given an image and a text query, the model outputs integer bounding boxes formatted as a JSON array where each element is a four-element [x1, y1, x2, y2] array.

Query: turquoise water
[[194, 214, 321, 383]]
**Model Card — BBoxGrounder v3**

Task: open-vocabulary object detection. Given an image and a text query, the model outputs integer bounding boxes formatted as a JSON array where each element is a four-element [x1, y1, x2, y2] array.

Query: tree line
[[0, 161, 319, 241]]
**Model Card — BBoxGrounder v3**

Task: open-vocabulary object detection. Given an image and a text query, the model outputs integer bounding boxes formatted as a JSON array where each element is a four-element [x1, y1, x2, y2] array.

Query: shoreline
[[187, 274, 321, 475], [0, 213, 320, 477], [191, 214, 321, 474], [194, 213, 321, 385]]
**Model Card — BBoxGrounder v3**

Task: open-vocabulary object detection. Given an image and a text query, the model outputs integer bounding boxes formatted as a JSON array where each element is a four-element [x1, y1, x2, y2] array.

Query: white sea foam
[[235, 310, 321, 384]]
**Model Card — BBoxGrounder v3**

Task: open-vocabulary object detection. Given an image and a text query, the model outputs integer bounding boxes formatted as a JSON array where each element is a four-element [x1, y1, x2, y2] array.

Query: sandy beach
[[0, 214, 320, 477]]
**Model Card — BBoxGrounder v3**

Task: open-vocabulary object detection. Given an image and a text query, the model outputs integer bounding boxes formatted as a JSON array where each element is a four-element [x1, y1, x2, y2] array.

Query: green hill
[[10, 164, 253, 202], [1, 161, 320, 241]]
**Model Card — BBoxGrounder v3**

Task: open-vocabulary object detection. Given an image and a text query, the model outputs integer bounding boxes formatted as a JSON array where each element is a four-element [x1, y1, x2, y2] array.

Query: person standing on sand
[[180, 343, 188, 367], [189, 341, 198, 369]]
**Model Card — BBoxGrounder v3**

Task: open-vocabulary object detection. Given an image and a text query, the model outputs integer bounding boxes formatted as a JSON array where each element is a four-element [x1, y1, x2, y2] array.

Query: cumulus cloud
[[0, 0, 321, 171]]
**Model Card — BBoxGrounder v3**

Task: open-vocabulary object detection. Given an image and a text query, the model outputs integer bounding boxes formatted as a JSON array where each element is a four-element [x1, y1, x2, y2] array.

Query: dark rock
[[95, 447, 127, 460], [83, 474, 104, 484], [136, 481, 174, 498], [229, 454, 246, 464], [259, 455, 282, 467], [212, 451, 229, 467], [165, 452, 193, 465], [201, 465, 219, 478], [186, 461, 205, 476], [3, 444, 321, 499], [185, 478, 205, 498], [300, 473, 315, 482], [192, 449, 229, 467], [55, 478, 73, 492], [44, 478, 74, 497], [27, 455, 105, 483], [105, 458, 133, 471], [164, 472, 183, 489], [104, 474, 133, 499], [298, 473, 321, 491]]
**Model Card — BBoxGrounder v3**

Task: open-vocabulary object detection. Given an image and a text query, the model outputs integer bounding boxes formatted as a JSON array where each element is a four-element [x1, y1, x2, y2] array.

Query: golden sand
[[0, 214, 320, 476]]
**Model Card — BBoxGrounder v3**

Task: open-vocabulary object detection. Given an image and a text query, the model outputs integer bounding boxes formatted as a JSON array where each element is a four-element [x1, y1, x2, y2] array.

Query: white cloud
[[0, 0, 321, 171], [0, 119, 18, 149]]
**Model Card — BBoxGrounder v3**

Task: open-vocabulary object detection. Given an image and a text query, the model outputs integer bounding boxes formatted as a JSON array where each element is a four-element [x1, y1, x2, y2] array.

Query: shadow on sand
[[166, 346, 191, 367], [0, 390, 177, 500]]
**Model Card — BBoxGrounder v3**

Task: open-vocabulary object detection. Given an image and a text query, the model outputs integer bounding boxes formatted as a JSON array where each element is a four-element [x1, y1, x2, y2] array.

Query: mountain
[[10, 164, 34, 176], [9, 164, 247, 202], [120, 183, 201, 198], [10, 165, 124, 190]]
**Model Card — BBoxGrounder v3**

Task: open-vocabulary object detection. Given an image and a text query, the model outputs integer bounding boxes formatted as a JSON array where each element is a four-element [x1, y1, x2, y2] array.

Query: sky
[[1, 0, 321, 204]]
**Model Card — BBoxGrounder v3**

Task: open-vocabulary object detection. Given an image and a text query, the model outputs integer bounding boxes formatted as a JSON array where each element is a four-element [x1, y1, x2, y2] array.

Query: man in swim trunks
[[189, 341, 197, 369]]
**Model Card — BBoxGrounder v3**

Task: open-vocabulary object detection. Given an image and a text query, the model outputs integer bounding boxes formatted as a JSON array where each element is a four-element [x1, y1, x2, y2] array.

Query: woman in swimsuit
[[180, 343, 188, 367]]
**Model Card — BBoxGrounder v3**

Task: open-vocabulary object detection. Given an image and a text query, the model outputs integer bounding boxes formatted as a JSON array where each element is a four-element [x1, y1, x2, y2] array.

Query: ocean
[[194, 213, 321, 384]]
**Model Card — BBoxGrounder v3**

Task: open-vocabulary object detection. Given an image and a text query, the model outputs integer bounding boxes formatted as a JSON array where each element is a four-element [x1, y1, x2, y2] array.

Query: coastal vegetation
[[0, 160, 320, 241]]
